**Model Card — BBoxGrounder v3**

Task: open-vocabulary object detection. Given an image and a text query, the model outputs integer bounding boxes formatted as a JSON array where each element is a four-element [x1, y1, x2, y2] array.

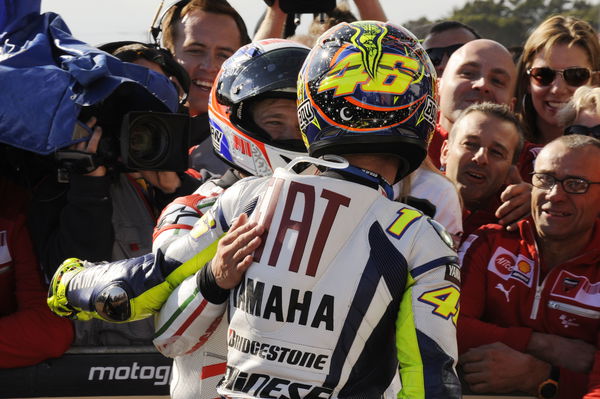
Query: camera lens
[[121, 111, 189, 172], [128, 115, 170, 168]]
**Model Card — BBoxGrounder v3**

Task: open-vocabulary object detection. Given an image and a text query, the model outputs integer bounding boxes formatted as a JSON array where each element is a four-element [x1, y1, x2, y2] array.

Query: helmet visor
[[228, 47, 308, 103]]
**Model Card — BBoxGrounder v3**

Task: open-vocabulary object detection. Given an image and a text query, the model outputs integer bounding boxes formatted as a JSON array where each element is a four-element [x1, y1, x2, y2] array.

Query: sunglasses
[[527, 66, 592, 87], [426, 44, 463, 67], [564, 124, 600, 139]]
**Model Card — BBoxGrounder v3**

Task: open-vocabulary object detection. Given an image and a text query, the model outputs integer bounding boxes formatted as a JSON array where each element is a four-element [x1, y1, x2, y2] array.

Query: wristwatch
[[537, 366, 560, 399]]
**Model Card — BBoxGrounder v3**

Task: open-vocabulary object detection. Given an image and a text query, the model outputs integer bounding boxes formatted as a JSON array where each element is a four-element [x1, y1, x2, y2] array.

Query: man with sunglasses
[[457, 134, 600, 398], [423, 20, 480, 77], [432, 41, 530, 234], [430, 39, 517, 170]]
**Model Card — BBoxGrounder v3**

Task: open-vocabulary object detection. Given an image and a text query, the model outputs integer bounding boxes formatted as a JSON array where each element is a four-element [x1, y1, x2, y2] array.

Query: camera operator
[[28, 42, 206, 347], [97, 42, 208, 209]]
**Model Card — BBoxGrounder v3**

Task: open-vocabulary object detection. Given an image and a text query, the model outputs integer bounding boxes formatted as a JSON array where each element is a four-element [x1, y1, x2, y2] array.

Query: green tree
[[402, 16, 433, 40], [401, 0, 600, 47]]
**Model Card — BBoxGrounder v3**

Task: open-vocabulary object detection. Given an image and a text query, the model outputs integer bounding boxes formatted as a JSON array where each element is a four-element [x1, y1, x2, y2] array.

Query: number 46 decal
[[418, 286, 460, 325]]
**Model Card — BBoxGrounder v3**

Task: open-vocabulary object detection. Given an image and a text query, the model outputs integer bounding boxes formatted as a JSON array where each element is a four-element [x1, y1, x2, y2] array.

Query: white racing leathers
[[154, 167, 461, 399], [152, 176, 229, 399]]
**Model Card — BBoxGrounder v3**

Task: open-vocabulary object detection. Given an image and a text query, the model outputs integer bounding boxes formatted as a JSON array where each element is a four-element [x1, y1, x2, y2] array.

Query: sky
[[40, 0, 474, 46]]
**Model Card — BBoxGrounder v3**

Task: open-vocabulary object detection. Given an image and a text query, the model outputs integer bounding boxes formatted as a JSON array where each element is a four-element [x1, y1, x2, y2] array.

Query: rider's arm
[[396, 217, 461, 399]]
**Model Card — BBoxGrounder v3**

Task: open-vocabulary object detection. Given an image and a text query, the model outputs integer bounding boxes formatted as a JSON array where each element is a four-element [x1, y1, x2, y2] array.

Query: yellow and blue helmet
[[298, 21, 437, 178]]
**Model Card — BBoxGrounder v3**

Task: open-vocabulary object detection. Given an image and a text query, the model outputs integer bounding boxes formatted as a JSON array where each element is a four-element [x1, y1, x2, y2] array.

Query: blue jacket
[[0, 10, 178, 154]]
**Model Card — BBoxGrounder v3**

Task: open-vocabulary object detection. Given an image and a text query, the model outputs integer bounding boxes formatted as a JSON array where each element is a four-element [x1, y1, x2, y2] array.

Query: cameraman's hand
[[353, 0, 387, 20], [262, 0, 280, 9], [139, 170, 181, 194], [70, 117, 106, 177], [254, 0, 286, 41]]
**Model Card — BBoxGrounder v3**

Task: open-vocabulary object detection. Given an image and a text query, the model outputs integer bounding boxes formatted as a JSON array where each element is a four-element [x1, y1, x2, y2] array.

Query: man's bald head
[[444, 39, 514, 75], [438, 39, 517, 132]]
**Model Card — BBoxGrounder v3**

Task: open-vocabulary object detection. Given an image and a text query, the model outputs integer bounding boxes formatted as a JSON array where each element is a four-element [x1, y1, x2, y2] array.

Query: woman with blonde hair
[[514, 15, 600, 179], [558, 85, 600, 138]]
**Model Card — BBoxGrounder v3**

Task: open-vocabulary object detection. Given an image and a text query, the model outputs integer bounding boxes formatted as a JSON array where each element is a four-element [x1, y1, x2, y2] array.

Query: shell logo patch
[[511, 255, 534, 287], [517, 260, 531, 273]]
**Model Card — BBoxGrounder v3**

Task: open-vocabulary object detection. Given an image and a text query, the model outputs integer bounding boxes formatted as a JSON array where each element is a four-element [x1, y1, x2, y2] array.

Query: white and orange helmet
[[208, 39, 310, 176]]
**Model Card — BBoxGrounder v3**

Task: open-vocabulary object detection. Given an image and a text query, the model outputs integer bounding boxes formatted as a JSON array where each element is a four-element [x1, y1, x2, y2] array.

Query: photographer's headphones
[[149, 0, 189, 49], [149, 0, 250, 49]]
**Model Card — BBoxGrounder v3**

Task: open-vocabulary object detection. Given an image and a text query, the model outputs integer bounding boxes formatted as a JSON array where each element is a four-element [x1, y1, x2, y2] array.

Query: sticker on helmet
[[210, 124, 223, 152], [354, 22, 385, 79], [317, 52, 421, 99], [299, 20, 437, 167], [305, 22, 433, 133], [251, 144, 271, 177], [418, 95, 437, 128], [298, 98, 315, 133]]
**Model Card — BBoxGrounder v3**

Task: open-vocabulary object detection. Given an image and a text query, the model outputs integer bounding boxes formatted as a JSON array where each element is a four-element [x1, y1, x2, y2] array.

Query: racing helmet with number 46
[[298, 21, 438, 179], [208, 39, 310, 177]]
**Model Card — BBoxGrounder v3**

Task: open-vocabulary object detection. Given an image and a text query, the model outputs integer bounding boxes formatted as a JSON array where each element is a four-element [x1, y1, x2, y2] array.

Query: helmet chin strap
[[340, 164, 395, 200], [285, 155, 394, 199], [285, 154, 347, 170]]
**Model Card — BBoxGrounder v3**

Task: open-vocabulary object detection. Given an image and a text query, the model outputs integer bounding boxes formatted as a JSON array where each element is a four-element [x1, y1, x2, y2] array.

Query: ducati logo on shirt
[[488, 247, 534, 287], [562, 277, 581, 293], [551, 270, 600, 307], [511, 255, 534, 287]]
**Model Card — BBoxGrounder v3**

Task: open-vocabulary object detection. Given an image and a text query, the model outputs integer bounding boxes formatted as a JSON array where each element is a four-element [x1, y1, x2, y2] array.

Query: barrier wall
[[0, 347, 171, 398], [0, 347, 535, 398]]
